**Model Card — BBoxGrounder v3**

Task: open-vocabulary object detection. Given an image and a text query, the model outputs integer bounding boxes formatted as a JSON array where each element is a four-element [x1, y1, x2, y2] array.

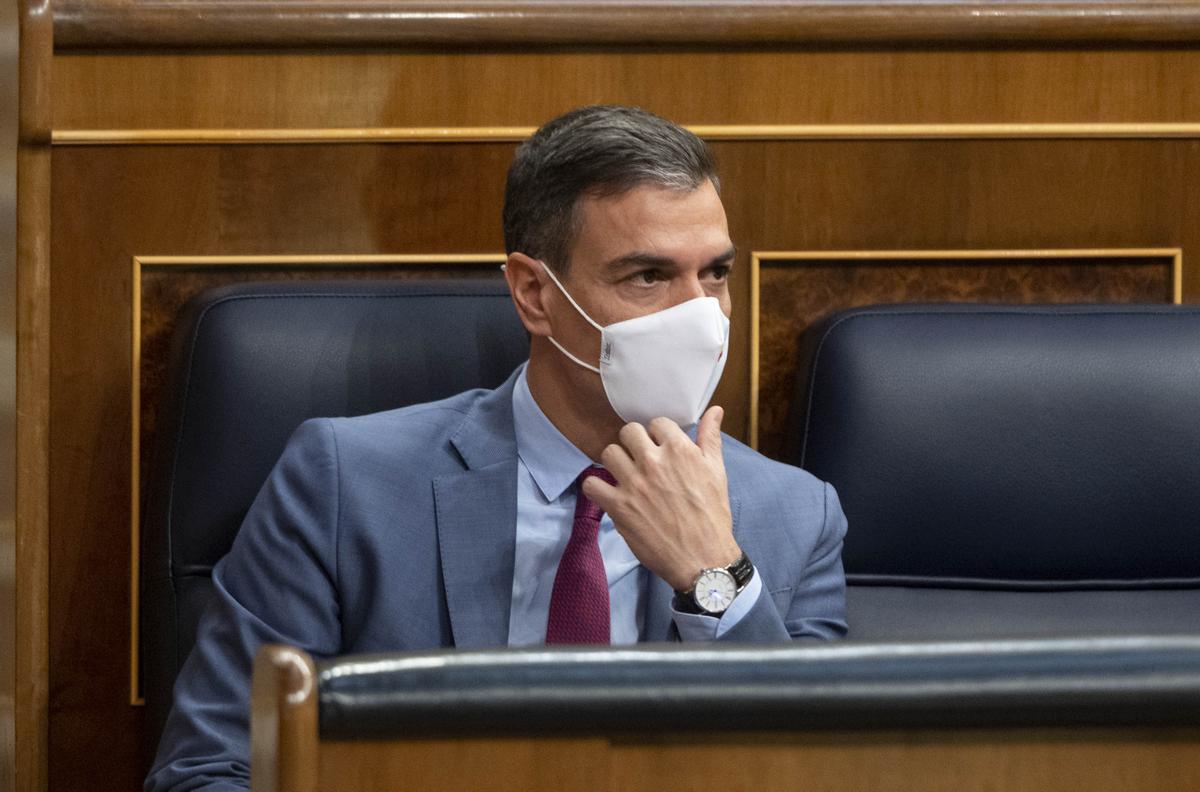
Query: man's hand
[[582, 405, 741, 592]]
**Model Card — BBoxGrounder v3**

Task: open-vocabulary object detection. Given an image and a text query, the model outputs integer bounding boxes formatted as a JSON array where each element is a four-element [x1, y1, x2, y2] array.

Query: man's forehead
[[578, 179, 723, 217], [571, 181, 732, 266]]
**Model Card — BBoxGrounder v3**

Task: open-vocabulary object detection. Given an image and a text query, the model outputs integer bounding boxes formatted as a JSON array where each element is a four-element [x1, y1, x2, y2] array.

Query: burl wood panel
[[50, 137, 1199, 791], [138, 263, 504, 513], [755, 256, 1176, 460], [53, 49, 1200, 131], [319, 729, 1200, 792]]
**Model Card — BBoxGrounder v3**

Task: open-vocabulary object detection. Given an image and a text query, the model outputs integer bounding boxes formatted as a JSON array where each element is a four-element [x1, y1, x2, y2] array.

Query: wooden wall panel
[[40, 30, 1200, 792], [52, 49, 1200, 131], [49, 145, 515, 790], [50, 135, 1200, 790], [717, 139, 1200, 298]]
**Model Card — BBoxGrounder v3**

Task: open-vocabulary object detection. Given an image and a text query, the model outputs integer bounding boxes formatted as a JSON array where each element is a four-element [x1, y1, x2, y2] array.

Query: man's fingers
[[646, 416, 689, 446], [581, 473, 619, 508], [618, 421, 656, 459], [697, 405, 724, 457], [599, 442, 636, 482]]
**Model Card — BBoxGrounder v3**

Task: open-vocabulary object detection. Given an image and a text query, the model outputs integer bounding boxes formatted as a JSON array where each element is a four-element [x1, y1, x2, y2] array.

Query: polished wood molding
[[52, 0, 1200, 50], [1, 0, 19, 790], [318, 728, 1200, 792], [316, 729, 1200, 792], [51, 123, 1200, 146], [16, 0, 53, 787], [52, 49, 1200, 132], [251, 646, 317, 792], [748, 248, 1185, 449]]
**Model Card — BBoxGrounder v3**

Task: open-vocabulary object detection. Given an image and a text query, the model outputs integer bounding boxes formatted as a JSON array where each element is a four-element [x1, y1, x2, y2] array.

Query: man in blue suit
[[146, 104, 847, 791]]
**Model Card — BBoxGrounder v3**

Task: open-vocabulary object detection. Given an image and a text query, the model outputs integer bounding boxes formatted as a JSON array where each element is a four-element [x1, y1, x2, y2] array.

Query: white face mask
[[539, 261, 730, 427]]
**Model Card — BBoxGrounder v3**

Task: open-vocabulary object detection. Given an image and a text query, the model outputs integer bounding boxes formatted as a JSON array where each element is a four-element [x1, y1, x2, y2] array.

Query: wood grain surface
[[318, 728, 1200, 792], [0, 0, 18, 786], [54, 49, 1200, 131], [52, 0, 1200, 50], [15, 0, 52, 790], [35, 15, 1200, 790], [47, 133, 1200, 790], [251, 647, 317, 792]]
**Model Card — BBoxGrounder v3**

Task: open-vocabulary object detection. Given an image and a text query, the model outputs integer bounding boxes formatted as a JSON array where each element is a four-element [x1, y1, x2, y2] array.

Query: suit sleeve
[[144, 418, 344, 792], [717, 480, 849, 643]]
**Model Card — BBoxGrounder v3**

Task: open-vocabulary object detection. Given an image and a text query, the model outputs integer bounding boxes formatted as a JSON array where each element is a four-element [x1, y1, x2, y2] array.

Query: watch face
[[694, 569, 737, 614]]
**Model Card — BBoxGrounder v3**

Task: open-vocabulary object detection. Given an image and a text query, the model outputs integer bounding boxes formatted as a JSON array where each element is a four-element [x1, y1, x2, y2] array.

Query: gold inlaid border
[[129, 252, 507, 706], [56, 123, 1200, 146], [747, 247, 1185, 449]]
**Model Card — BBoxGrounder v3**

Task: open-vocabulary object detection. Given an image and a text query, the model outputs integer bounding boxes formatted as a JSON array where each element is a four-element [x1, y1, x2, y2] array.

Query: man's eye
[[706, 265, 732, 281], [633, 270, 663, 285]]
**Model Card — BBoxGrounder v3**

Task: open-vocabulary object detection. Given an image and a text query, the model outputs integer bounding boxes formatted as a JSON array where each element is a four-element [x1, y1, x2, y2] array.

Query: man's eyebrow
[[605, 253, 678, 273], [604, 246, 737, 272], [710, 246, 737, 266]]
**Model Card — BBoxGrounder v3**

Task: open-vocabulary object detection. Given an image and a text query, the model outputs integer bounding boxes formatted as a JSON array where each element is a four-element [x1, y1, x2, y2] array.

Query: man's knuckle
[[668, 432, 692, 449]]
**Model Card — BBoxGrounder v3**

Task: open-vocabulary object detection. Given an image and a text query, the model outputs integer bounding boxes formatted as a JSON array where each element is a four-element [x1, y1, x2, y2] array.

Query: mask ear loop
[[546, 337, 601, 374], [537, 261, 605, 374], [538, 261, 606, 333]]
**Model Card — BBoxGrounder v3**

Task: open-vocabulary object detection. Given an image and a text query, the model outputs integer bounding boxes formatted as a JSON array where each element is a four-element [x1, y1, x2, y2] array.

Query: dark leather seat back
[[789, 304, 1200, 639], [140, 279, 528, 750]]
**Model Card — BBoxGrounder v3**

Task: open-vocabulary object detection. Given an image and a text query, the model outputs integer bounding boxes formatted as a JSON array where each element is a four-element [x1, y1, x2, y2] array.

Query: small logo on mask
[[602, 340, 613, 363]]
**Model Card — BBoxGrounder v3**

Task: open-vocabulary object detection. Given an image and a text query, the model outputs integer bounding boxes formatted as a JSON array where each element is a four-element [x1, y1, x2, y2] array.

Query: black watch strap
[[672, 551, 753, 616], [726, 551, 754, 588]]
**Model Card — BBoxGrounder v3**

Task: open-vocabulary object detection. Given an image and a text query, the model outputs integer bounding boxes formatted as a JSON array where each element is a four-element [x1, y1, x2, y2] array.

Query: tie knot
[[577, 466, 616, 489], [574, 467, 615, 525]]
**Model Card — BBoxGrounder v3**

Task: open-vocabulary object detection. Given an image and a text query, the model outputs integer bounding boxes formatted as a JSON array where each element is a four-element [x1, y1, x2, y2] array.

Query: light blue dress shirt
[[507, 364, 762, 646]]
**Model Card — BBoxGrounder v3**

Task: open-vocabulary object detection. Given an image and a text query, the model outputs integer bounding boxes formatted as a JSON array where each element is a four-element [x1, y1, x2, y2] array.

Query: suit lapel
[[434, 372, 521, 649], [640, 492, 743, 642]]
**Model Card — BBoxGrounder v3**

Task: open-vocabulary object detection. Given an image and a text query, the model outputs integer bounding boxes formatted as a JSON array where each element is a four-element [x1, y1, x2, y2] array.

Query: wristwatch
[[673, 552, 754, 616]]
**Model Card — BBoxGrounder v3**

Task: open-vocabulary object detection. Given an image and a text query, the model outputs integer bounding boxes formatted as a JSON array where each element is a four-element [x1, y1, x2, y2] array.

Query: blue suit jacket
[[146, 369, 847, 791]]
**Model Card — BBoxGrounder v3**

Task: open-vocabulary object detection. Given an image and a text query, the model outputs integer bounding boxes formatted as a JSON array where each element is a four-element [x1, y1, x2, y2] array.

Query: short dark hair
[[502, 105, 719, 276]]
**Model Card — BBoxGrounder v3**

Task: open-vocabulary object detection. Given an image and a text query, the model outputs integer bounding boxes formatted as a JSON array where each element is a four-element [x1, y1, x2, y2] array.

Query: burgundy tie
[[545, 467, 616, 645]]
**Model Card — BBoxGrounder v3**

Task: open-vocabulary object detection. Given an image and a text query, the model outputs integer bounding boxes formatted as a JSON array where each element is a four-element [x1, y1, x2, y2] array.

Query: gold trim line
[[56, 123, 1200, 146]]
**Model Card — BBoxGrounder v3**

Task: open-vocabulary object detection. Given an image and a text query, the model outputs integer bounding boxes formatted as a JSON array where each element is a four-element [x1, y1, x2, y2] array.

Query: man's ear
[[504, 252, 554, 337]]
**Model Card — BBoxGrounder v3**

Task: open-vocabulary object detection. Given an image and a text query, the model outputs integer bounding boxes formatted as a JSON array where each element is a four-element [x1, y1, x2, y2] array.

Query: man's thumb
[[698, 405, 724, 456]]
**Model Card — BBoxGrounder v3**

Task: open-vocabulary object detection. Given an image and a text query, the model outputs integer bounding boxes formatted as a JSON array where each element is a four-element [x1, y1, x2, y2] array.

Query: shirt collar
[[512, 364, 595, 503]]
